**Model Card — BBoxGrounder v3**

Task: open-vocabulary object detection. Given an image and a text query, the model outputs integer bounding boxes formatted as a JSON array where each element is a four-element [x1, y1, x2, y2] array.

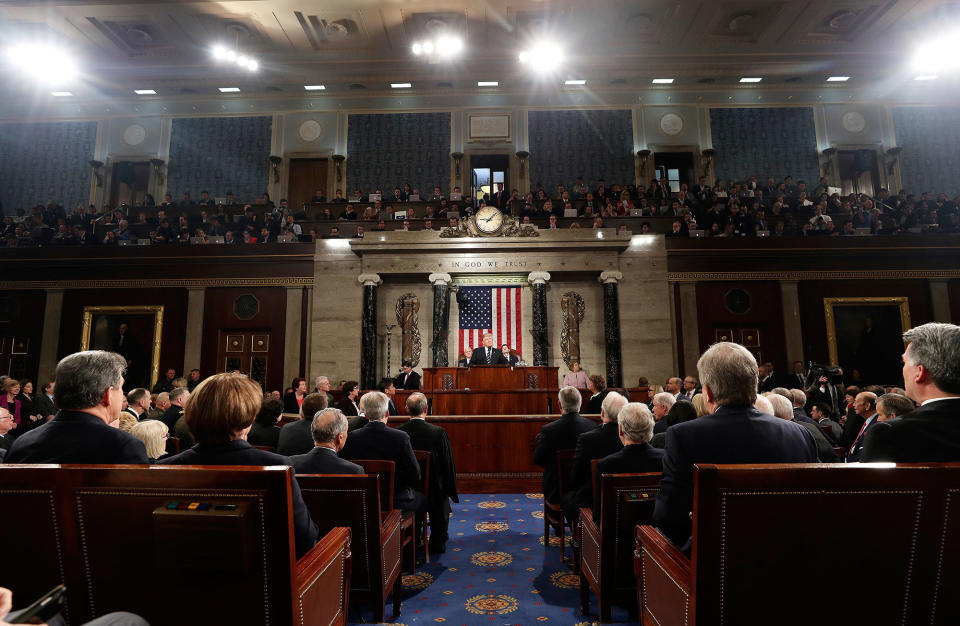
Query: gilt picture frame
[[823, 297, 911, 386], [80, 305, 164, 390]]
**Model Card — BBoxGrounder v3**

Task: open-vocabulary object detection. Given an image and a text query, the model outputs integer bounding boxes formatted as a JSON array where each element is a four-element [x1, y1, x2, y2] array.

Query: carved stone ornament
[[395, 293, 422, 368], [440, 210, 540, 238]]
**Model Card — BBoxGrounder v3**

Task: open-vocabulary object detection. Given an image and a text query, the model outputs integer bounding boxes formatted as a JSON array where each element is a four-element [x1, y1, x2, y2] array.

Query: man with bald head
[[290, 408, 363, 475], [846, 391, 878, 462]]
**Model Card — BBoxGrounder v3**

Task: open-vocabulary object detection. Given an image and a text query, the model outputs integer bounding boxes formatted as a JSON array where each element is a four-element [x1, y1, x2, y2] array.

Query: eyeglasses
[[0, 415, 13, 421]]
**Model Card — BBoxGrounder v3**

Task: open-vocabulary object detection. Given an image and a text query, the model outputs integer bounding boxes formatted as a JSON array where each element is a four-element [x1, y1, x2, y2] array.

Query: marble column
[[599, 271, 624, 388], [929, 279, 953, 323], [183, 287, 205, 374], [779, 280, 805, 366], [677, 282, 700, 377], [283, 287, 304, 385], [358, 273, 382, 390], [38, 289, 64, 384], [429, 273, 452, 367], [528, 271, 551, 366]]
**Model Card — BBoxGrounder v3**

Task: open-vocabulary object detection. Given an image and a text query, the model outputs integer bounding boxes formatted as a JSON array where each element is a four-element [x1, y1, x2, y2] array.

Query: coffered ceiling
[[1, 0, 958, 100]]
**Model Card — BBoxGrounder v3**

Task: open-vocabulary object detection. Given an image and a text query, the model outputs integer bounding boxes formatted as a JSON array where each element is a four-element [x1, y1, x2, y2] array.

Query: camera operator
[[805, 362, 844, 420], [808, 203, 833, 232]]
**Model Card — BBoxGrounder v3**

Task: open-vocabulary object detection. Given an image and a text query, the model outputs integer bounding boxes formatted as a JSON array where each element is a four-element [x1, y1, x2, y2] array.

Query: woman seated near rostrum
[[130, 419, 169, 463], [562, 362, 589, 388], [584, 374, 608, 414], [159, 372, 318, 558]]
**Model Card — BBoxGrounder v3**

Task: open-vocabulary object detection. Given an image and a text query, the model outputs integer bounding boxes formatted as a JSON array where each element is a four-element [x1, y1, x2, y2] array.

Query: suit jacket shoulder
[[291, 447, 364, 474], [862, 398, 960, 462]]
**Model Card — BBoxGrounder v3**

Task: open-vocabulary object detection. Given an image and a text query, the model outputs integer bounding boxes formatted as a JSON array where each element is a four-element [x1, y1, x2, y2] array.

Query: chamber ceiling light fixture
[[477, 81, 498, 87], [518, 42, 564, 72], [134, 89, 156, 95], [651, 78, 675, 84], [212, 45, 258, 72], [304, 85, 326, 90], [739, 77, 762, 83], [390, 82, 412, 89], [218, 87, 241, 92], [411, 35, 464, 59], [826, 76, 850, 82], [5, 44, 77, 85], [565, 79, 586, 85]]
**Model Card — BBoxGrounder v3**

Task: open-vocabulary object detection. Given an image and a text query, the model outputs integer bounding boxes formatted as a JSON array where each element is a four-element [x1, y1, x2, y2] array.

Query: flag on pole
[[457, 285, 522, 358]]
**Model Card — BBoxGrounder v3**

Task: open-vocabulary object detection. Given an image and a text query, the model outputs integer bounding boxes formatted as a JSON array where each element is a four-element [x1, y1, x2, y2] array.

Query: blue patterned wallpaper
[[347, 113, 451, 195], [709, 107, 820, 185], [892, 107, 960, 196], [167, 116, 272, 202], [0, 121, 97, 214], [528, 110, 634, 191]]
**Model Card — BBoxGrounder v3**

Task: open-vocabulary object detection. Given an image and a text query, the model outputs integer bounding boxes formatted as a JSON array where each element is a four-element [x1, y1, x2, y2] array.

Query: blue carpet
[[348, 493, 635, 625]]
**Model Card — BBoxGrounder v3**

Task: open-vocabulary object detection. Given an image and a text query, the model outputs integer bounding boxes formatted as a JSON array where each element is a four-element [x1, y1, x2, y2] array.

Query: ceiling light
[[212, 45, 227, 60], [246, 60, 258, 72], [51, 91, 73, 97], [565, 79, 586, 85], [218, 87, 240, 92], [477, 81, 498, 87], [6, 44, 77, 85], [412, 43, 422, 55], [134, 89, 156, 95], [518, 42, 564, 72], [826, 76, 850, 82], [652, 78, 675, 84], [391, 82, 412, 89], [914, 75, 939, 81], [912, 36, 959, 74], [304, 85, 326, 91], [224, 50, 237, 62], [739, 77, 762, 83]]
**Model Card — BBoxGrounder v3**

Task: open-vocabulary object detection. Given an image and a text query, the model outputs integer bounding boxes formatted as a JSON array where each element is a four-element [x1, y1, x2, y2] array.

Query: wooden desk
[[389, 385, 650, 417], [422, 365, 558, 391]]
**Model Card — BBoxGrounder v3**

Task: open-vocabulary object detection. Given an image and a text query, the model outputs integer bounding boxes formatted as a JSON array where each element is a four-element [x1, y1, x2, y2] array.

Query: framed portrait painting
[[823, 297, 910, 386], [80, 306, 164, 391]]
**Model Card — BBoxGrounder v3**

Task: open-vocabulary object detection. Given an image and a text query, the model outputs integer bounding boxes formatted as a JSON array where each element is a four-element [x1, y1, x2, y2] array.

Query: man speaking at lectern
[[470, 333, 509, 365]]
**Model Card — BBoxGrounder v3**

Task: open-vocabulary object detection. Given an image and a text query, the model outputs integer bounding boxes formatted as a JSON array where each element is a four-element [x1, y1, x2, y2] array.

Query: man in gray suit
[[291, 408, 364, 475]]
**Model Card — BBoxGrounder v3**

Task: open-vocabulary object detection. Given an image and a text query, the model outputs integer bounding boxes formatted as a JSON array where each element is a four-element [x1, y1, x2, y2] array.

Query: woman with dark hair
[[248, 397, 283, 449], [1, 378, 23, 438], [337, 381, 360, 416], [283, 377, 307, 414], [15, 379, 42, 435], [159, 372, 318, 558], [584, 374, 608, 414]]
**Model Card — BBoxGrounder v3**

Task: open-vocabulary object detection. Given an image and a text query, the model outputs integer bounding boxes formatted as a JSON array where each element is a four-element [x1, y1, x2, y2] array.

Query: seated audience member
[[533, 386, 597, 504], [0, 408, 15, 456], [153, 368, 177, 395], [248, 397, 283, 449], [399, 392, 459, 553], [394, 360, 421, 390], [846, 391, 879, 462], [283, 377, 308, 414], [339, 391, 424, 514], [810, 401, 843, 443], [863, 323, 960, 461], [339, 381, 361, 420], [562, 361, 589, 388], [314, 375, 332, 398], [123, 387, 151, 423], [563, 391, 628, 522], [278, 392, 329, 456], [457, 348, 473, 367], [290, 408, 363, 475], [186, 368, 203, 391], [584, 375, 608, 414], [787, 389, 817, 427], [651, 392, 676, 434], [690, 393, 707, 417], [591, 403, 665, 521], [681, 376, 699, 400], [161, 387, 189, 431], [875, 393, 915, 423], [653, 342, 818, 551], [502, 344, 520, 365], [378, 378, 399, 416], [650, 400, 697, 448], [159, 372, 318, 558], [767, 393, 838, 462], [130, 419, 169, 463], [5, 351, 149, 464], [147, 391, 169, 421]]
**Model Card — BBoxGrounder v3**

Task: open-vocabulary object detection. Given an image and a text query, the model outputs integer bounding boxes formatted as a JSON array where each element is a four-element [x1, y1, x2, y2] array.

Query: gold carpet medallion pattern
[[474, 520, 509, 532], [531, 510, 544, 519], [470, 551, 514, 567], [525, 493, 544, 499], [464, 593, 519, 615], [550, 571, 581, 589], [402, 571, 434, 590], [477, 500, 507, 509], [539, 535, 573, 547]]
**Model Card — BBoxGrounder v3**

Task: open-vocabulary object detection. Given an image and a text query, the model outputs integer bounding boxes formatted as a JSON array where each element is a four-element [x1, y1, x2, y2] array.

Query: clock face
[[475, 207, 504, 234]]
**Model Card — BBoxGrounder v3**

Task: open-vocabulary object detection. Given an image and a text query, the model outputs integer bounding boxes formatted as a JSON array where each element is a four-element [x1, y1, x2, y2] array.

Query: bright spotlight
[[912, 37, 957, 73], [247, 59, 258, 72], [422, 41, 434, 54], [212, 45, 227, 60], [518, 42, 563, 71], [412, 42, 422, 55], [225, 50, 237, 62], [6, 44, 77, 85], [518, 51, 530, 63]]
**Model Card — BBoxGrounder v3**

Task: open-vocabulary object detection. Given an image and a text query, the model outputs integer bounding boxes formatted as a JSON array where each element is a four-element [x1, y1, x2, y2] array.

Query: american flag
[[458, 285, 522, 358]]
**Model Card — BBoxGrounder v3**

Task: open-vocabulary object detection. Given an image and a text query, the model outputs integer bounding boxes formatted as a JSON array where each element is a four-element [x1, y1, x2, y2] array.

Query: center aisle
[[348, 493, 633, 625]]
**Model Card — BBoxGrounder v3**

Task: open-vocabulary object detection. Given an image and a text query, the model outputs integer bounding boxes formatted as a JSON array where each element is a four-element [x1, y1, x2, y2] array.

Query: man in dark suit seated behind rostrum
[[5, 350, 149, 464], [653, 341, 818, 552], [533, 386, 597, 505], [290, 407, 363, 475], [398, 392, 459, 553], [862, 322, 960, 462], [562, 391, 628, 523], [339, 390, 425, 514], [278, 392, 329, 457], [591, 402, 665, 521]]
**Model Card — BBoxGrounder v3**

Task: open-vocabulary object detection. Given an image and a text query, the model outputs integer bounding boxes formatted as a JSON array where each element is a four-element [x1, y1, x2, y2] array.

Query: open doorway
[[109, 161, 151, 207], [653, 152, 695, 192], [469, 154, 510, 211], [837, 149, 880, 196]]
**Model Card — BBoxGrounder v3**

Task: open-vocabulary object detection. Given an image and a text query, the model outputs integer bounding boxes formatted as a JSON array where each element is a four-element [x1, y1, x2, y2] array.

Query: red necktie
[[849, 418, 871, 455]]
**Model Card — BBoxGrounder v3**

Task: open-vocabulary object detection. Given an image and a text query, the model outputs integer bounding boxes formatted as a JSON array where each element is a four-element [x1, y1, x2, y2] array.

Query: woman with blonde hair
[[158, 372, 318, 558], [130, 419, 169, 462], [691, 393, 708, 417]]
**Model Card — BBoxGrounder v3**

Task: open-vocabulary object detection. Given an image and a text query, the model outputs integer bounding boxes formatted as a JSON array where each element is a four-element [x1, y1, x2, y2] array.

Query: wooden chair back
[[556, 448, 577, 499], [352, 459, 396, 515], [414, 450, 431, 504], [165, 436, 180, 455], [0, 464, 350, 626]]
